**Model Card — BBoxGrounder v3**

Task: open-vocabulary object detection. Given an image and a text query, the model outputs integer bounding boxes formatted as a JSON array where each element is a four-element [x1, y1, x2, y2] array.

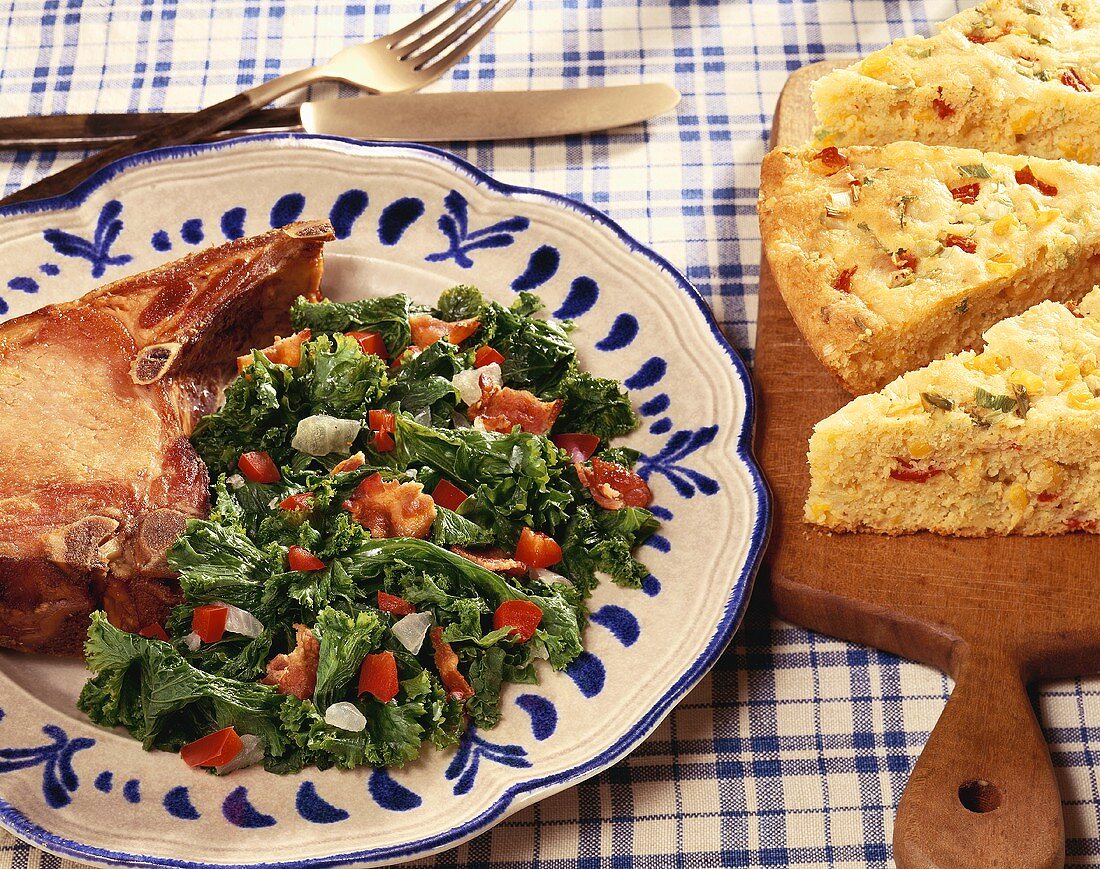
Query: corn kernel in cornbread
[[811, 0, 1100, 163], [759, 140, 1100, 394], [805, 290, 1100, 535]]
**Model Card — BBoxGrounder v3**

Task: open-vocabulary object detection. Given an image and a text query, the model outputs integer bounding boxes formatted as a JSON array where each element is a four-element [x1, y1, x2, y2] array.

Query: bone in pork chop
[[0, 220, 334, 655]]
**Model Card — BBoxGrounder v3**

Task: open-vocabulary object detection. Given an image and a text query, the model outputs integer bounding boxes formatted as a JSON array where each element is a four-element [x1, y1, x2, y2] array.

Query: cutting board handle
[[892, 645, 1063, 868]]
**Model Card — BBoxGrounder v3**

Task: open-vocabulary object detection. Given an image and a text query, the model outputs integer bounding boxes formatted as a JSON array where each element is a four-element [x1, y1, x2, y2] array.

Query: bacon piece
[[944, 234, 977, 254], [812, 147, 848, 175], [331, 452, 366, 474], [1015, 165, 1058, 196], [452, 546, 527, 577], [342, 472, 437, 539], [1061, 67, 1091, 92], [576, 458, 653, 509], [950, 182, 980, 204], [409, 313, 480, 349], [261, 623, 319, 700], [468, 376, 563, 435], [237, 329, 311, 373], [831, 266, 856, 293], [431, 626, 473, 700]]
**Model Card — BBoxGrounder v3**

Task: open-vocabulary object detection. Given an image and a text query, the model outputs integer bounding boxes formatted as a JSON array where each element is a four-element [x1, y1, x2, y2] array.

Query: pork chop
[[0, 219, 334, 655]]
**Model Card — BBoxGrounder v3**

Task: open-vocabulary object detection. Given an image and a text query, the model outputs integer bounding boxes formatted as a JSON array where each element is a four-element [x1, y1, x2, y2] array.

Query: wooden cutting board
[[755, 60, 1100, 869]]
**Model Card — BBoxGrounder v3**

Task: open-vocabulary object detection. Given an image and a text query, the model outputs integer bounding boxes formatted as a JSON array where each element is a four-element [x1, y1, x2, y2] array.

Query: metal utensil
[[0, 85, 681, 148], [0, 0, 515, 208]]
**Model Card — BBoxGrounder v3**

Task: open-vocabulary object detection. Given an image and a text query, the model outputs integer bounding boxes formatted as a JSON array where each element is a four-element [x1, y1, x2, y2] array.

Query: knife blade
[[0, 85, 680, 150]]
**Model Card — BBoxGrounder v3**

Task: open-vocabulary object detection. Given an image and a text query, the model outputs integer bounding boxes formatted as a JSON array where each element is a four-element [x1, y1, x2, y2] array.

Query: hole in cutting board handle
[[958, 779, 1002, 813]]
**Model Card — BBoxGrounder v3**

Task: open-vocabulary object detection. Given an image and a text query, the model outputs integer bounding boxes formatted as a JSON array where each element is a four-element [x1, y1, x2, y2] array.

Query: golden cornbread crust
[[811, 0, 1100, 162], [806, 290, 1100, 535], [759, 140, 1100, 394]]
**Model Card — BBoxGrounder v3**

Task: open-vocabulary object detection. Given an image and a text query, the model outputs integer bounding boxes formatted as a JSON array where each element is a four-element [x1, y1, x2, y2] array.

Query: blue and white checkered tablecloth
[[4, 0, 1100, 866]]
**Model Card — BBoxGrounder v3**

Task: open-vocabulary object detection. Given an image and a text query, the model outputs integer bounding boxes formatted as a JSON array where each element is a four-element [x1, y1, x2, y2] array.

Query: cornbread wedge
[[806, 290, 1100, 535], [811, 0, 1100, 162], [759, 140, 1100, 394]]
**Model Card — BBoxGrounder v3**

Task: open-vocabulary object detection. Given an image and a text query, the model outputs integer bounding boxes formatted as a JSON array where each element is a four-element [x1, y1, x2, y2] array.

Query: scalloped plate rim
[[0, 133, 771, 868]]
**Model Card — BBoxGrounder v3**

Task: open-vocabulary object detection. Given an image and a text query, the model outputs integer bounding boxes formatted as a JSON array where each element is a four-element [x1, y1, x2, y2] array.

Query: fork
[[1, 0, 515, 208]]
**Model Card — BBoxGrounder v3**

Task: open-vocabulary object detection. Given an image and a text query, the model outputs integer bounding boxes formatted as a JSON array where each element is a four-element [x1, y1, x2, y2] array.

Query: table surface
[[3, 1, 1100, 866]]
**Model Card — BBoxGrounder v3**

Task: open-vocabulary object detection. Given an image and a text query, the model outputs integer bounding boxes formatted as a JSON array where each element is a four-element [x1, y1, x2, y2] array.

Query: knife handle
[[0, 67, 319, 208], [0, 93, 258, 208]]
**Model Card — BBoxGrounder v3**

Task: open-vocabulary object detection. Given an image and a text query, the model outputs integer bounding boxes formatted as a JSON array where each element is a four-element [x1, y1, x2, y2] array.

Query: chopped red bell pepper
[[1015, 165, 1058, 196], [431, 626, 473, 700], [943, 234, 977, 254], [431, 478, 468, 511], [368, 409, 396, 433], [812, 146, 848, 173], [514, 527, 562, 569], [831, 266, 856, 293], [889, 459, 943, 483], [138, 622, 170, 642], [474, 346, 505, 368], [1061, 67, 1091, 92], [373, 431, 395, 453], [191, 605, 229, 643], [238, 451, 280, 484], [377, 591, 416, 616], [288, 545, 326, 572], [552, 433, 600, 463], [346, 330, 388, 359], [180, 727, 243, 768], [950, 182, 980, 204], [492, 600, 543, 643], [358, 651, 399, 703], [279, 492, 313, 512]]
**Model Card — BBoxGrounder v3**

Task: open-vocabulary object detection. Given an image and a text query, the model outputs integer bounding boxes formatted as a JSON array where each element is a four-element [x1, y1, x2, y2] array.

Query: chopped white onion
[[183, 631, 201, 652], [218, 602, 264, 638], [451, 362, 501, 406], [530, 567, 571, 586], [413, 407, 433, 427], [225, 474, 245, 490], [291, 415, 362, 456], [214, 734, 265, 776], [452, 411, 472, 429], [267, 496, 281, 509], [825, 191, 852, 218], [324, 702, 367, 732], [391, 611, 434, 654]]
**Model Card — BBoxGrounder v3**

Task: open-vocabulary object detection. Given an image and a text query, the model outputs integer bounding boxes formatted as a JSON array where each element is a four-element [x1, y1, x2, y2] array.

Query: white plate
[[0, 135, 769, 867]]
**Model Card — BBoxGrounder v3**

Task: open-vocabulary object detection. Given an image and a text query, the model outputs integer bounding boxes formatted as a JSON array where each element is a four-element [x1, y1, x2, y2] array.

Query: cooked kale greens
[[79, 286, 656, 773]]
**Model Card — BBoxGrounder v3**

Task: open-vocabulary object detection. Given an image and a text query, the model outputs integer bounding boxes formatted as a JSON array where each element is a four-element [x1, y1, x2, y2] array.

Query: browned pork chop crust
[[0, 220, 334, 655]]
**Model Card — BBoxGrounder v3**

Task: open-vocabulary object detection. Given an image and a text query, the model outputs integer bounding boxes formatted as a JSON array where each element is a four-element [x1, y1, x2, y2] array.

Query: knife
[[0, 85, 680, 149]]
